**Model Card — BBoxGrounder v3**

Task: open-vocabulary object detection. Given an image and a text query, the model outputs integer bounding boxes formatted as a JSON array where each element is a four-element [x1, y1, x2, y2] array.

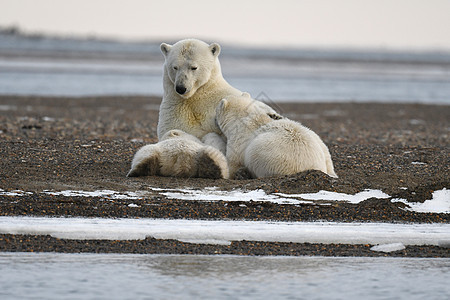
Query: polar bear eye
[[173, 66, 178, 70], [191, 66, 198, 71], [268, 113, 283, 120]]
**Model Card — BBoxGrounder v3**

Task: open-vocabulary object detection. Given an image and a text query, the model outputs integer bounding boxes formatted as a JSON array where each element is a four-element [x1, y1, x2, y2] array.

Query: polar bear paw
[[197, 146, 229, 179], [127, 154, 160, 177]]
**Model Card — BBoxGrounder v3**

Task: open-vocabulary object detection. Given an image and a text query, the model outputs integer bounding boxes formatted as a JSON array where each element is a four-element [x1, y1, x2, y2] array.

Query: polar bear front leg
[[201, 132, 227, 155], [234, 167, 253, 180], [226, 160, 244, 180]]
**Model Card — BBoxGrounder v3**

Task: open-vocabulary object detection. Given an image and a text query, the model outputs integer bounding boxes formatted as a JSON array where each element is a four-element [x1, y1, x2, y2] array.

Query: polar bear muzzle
[[176, 85, 187, 95]]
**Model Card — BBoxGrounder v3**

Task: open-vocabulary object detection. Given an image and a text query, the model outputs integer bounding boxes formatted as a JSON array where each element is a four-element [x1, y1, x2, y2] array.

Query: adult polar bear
[[158, 39, 241, 151]]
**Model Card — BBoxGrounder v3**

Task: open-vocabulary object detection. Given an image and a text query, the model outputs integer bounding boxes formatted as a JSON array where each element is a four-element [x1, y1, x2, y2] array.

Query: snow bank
[[1, 216, 449, 246]]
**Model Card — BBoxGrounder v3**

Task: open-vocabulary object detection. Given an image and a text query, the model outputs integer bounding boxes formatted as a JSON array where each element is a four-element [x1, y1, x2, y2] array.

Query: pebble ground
[[0, 96, 448, 256]]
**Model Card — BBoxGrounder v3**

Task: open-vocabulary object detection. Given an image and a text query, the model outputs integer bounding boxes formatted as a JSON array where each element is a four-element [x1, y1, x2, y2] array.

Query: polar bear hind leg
[[197, 146, 229, 179], [158, 146, 198, 178], [245, 131, 328, 178], [127, 145, 161, 177]]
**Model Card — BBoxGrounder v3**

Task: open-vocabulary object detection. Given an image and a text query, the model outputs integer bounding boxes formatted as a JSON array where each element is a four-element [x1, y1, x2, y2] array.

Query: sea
[[1, 30, 449, 299], [1, 29, 450, 104], [1, 253, 449, 300]]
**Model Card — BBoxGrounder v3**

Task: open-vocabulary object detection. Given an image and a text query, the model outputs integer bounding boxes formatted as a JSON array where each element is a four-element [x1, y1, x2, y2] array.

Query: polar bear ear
[[209, 43, 221, 57], [218, 99, 229, 110], [241, 92, 251, 98], [160, 43, 172, 57], [169, 130, 180, 137]]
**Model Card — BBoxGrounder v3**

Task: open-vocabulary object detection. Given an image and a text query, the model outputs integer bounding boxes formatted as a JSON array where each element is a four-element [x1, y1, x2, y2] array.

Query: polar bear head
[[215, 93, 282, 135], [160, 39, 221, 99], [160, 129, 203, 143]]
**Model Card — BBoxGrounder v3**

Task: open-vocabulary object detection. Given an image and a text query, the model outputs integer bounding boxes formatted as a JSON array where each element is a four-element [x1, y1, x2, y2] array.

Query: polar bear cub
[[158, 39, 242, 151], [215, 94, 337, 179], [127, 129, 229, 179]]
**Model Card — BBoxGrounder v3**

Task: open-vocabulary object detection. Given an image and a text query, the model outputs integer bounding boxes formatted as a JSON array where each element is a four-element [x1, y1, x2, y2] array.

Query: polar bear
[[215, 94, 338, 179], [158, 39, 241, 151], [127, 129, 229, 179]]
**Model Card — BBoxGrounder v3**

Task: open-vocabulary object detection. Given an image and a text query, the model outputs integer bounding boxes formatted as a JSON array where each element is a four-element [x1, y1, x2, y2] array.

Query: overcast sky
[[1, 0, 450, 50]]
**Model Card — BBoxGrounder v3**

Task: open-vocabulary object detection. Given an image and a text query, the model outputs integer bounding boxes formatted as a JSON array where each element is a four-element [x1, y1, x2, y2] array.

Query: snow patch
[[0, 189, 32, 196], [0, 105, 17, 111], [130, 138, 144, 143], [411, 161, 427, 165], [160, 188, 391, 205], [43, 190, 144, 200], [1, 187, 448, 213], [392, 188, 450, 213], [160, 188, 310, 204], [409, 119, 426, 125], [276, 189, 390, 204]]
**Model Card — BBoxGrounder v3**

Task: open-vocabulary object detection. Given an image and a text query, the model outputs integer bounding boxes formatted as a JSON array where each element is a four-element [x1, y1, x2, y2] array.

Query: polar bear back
[[157, 138, 204, 177], [244, 119, 331, 178]]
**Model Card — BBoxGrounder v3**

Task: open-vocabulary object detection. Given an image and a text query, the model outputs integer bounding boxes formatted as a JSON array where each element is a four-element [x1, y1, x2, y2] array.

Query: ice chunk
[[370, 243, 406, 253]]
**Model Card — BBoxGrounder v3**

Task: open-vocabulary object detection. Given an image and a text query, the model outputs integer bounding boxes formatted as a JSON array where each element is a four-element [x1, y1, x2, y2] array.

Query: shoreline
[[0, 96, 448, 256], [1, 234, 448, 258]]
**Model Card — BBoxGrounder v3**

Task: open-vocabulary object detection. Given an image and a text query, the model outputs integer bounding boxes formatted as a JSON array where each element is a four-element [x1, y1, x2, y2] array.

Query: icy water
[[1, 31, 450, 103], [0, 253, 449, 300]]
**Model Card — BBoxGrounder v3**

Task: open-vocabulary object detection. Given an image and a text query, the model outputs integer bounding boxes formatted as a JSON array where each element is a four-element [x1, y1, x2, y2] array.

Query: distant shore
[[0, 96, 448, 256]]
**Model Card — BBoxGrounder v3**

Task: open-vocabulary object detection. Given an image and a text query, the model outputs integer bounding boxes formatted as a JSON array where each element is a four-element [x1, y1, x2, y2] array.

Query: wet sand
[[0, 96, 448, 256]]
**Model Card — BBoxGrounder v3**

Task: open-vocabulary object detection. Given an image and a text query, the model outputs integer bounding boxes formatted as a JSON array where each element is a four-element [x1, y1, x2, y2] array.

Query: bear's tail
[[319, 140, 338, 178], [324, 150, 338, 178], [326, 161, 338, 178]]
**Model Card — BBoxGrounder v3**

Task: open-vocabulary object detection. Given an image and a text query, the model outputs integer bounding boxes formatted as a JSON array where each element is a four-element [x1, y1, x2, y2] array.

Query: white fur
[[127, 130, 229, 179], [158, 39, 241, 150], [201, 132, 227, 155], [216, 94, 338, 179]]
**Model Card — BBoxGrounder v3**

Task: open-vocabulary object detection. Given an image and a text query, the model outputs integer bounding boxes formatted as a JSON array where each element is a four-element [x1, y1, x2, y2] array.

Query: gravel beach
[[0, 96, 448, 257]]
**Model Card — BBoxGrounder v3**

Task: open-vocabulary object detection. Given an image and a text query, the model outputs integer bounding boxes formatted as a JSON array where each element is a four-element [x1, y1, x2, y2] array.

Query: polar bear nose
[[176, 85, 187, 95]]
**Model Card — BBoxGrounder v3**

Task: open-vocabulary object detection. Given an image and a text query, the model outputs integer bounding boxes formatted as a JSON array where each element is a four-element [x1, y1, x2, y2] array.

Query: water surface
[[1, 32, 449, 104], [1, 253, 449, 299]]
